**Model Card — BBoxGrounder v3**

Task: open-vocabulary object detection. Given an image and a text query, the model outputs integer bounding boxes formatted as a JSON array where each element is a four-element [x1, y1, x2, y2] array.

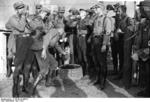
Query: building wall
[[0, 32, 6, 80]]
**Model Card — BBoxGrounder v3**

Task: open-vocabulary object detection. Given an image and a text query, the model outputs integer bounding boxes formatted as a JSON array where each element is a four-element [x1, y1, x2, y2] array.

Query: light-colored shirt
[[5, 14, 26, 35], [93, 15, 112, 36]]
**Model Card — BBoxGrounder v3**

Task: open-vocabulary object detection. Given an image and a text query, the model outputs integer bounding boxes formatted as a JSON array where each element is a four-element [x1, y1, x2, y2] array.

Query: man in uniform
[[5, 1, 34, 97], [132, 1, 150, 97], [112, 3, 124, 78], [106, 5, 119, 75], [117, 5, 134, 89], [5, 1, 27, 78], [27, 4, 44, 81], [54, 6, 66, 66], [85, 9, 96, 81], [33, 24, 66, 88], [65, 8, 80, 64], [20, 7, 66, 93], [77, 9, 89, 79], [91, 2, 111, 90]]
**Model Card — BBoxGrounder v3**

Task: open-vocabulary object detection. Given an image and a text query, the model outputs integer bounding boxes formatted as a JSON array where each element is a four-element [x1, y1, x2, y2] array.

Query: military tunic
[[65, 15, 79, 64], [92, 15, 111, 88], [5, 14, 26, 58], [77, 17, 89, 76], [134, 19, 150, 95], [118, 14, 134, 88]]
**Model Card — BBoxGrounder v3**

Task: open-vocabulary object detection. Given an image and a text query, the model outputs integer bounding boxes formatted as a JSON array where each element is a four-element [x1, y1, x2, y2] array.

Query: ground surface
[[0, 65, 142, 98]]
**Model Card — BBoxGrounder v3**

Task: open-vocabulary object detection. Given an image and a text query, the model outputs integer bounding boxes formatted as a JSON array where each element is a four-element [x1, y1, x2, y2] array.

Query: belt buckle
[[22, 35, 27, 37], [148, 40, 150, 47], [23, 34, 29, 37], [82, 35, 85, 37]]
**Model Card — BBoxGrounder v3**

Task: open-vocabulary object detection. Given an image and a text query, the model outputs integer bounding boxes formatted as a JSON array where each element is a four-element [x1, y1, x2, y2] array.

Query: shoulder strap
[[148, 20, 150, 41], [103, 16, 107, 33]]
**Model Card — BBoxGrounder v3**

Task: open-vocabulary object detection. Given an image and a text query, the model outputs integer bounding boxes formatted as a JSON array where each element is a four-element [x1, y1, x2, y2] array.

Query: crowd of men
[[4, 0, 150, 97]]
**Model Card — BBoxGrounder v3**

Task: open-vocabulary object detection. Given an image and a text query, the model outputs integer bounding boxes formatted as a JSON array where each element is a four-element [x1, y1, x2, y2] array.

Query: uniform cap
[[42, 7, 51, 14], [113, 3, 120, 8], [106, 5, 114, 10], [86, 9, 94, 13], [137, 1, 150, 7], [79, 8, 85, 11], [95, 1, 105, 10], [90, 5, 96, 9], [58, 6, 65, 13], [36, 4, 42, 9], [69, 8, 77, 12], [13, 1, 25, 9]]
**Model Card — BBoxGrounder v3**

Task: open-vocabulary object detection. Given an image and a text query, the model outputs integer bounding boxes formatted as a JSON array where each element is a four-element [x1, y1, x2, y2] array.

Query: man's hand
[[62, 51, 67, 56], [101, 45, 106, 52], [131, 53, 139, 61], [41, 49, 47, 60], [26, 17, 31, 23], [87, 38, 91, 43], [114, 32, 119, 41], [143, 48, 149, 55]]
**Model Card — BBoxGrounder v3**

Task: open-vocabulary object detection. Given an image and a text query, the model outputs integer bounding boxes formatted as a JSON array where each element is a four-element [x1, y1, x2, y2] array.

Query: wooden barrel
[[59, 67, 83, 80]]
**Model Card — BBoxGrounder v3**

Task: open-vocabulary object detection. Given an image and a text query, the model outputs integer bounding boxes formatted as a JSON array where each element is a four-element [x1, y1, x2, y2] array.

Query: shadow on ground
[[17, 82, 40, 98], [50, 70, 87, 97], [102, 81, 127, 97], [105, 70, 143, 98]]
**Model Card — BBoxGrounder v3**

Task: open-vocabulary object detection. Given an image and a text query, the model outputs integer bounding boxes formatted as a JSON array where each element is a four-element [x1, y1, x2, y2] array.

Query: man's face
[[53, 10, 58, 15], [58, 28, 64, 35], [96, 7, 103, 15], [68, 11, 73, 16], [117, 7, 123, 18], [39, 11, 47, 19], [17, 7, 25, 15], [80, 11, 87, 19], [139, 6, 150, 18], [58, 12, 64, 17], [36, 8, 42, 15]]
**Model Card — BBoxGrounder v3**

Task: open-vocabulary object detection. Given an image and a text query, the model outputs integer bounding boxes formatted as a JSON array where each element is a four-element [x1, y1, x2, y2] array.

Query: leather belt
[[93, 34, 103, 38], [79, 34, 86, 37], [17, 34, 30, 37]]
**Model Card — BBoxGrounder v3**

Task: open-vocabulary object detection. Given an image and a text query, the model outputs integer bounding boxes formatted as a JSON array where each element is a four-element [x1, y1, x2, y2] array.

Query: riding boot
[[32, 74, 43, 95], [45, 70, 55, 87], [6, 58, 13, 78], [100, 77, 106, 90], [22, 77, 29, 93], [33, 74, 43, 87], [32, 68, 39, 81], [100, 70, 107, 90], [12, 77, 19, 97], [70, 54, 74, 64]]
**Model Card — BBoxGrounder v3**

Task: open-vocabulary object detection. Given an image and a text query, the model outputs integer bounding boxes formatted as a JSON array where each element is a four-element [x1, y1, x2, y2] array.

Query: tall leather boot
[[12, 77, 19, 97], [70, 53, 74, 64], [33, 74, 43, 87], [22, 76, 30, 93], [32, 68, 39, 81], [32, 74, 43, 95], [6, 58, 13, 78], [100, 69, 107, 90], [45, 70, 55, 87]]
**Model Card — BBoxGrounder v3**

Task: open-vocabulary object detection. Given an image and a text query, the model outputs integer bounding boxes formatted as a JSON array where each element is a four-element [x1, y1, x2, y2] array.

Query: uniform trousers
[[91, 36, 108, 86], [77, 35, 88, 76]]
